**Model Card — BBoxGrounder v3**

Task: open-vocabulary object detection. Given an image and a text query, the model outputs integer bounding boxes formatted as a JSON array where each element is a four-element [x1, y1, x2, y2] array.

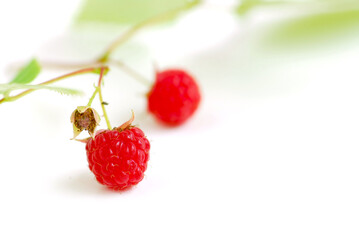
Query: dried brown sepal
[[74, 137, 90, 144], [70, 106, 101, 139], [115, 110, 135, 132]]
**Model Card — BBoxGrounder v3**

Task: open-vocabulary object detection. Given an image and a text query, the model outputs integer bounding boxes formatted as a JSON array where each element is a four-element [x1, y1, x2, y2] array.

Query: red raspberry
[[147, 69, 201, 125], [85, 127, 150, 190]]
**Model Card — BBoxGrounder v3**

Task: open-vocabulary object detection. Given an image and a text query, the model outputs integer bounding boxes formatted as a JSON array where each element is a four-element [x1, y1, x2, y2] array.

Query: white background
[[0, 0, 359, 239]]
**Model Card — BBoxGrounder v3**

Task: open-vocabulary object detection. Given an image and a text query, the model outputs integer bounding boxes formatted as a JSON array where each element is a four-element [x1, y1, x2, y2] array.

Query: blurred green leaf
[[236, 0, 286, 16], [75, 0, 200, 25], [10, 59, 41, 84], [235, 0, 359, 16], [264, 8, 359, 47], [0, 83, 83, 96]]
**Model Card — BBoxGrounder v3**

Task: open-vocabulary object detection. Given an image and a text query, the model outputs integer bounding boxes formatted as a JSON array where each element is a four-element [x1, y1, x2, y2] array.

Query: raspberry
[[147, 69, 201, 125], [85, 126, 150, 190]]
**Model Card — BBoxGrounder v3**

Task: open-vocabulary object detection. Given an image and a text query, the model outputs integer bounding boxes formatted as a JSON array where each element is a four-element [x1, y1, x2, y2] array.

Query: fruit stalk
[[97, 67, 112, 130], [87, 87, 99, 107], [109, 60, 152, 87]]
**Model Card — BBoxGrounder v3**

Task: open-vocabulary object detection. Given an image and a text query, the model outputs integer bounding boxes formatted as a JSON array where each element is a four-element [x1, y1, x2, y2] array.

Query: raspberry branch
[[0, 66, 108, 104], [10, 1, 200, 92], [7, 1, 200, 99]]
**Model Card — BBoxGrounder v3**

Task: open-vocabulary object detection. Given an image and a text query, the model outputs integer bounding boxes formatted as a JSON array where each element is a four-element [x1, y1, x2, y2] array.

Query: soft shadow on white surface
[[56, 170, 108, 195], [56, 170, 135, 196], [55, 170, 162, 197]]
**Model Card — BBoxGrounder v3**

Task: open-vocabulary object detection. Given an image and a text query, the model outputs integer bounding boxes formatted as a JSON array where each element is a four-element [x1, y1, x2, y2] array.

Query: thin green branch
[[98, 0, 201, 62], [109, 59, 152, 87], [97, 67, 112, 129], [0, 66, 108, 104], [87, 86, 99, 107]]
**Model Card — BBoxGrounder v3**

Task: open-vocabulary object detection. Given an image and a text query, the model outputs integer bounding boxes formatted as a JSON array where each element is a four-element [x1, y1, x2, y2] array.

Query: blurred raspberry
[[147, 69, 201, 125]]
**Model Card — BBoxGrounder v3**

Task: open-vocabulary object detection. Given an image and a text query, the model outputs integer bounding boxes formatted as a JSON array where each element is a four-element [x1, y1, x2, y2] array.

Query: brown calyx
[[74, 108, 97, 133]]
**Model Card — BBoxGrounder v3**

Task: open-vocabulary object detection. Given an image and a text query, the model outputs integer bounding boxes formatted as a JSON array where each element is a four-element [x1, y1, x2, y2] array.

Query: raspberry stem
[[0, 66, 108, 104], [97, 0, 201, 63], [97, 67, 112, 130]]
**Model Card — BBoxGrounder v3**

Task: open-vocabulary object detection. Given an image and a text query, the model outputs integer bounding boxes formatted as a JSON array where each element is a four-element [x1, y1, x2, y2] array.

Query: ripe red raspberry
[[147, 69, 201, 125], [85, 126, 150, 190]]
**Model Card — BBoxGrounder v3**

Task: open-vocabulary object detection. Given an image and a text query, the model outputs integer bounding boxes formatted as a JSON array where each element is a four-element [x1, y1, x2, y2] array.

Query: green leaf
[[0, 83, 84, 96], [9, 59, 41, 84], [75, 0, 200, 25]]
